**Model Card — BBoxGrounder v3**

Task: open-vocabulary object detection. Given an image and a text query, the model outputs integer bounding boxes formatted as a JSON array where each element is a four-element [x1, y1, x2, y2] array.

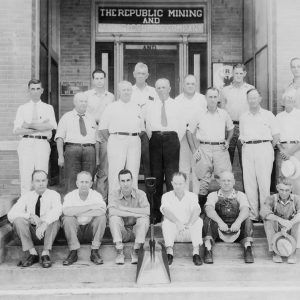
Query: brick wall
[[59, 0, 92, 117], [211, 0, 243, 63]]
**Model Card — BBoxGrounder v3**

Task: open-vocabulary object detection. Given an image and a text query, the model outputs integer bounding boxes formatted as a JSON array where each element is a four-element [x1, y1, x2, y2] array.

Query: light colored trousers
[[242, 143, 274, 220], [13, 217, 60, 252], [264, 220, 300, 251], [162, 218, 203, 248], [109, 215, 149, 245], [179, 135, 200, 193], [107, 135, 141, 193], [17, 138, 50, 195]]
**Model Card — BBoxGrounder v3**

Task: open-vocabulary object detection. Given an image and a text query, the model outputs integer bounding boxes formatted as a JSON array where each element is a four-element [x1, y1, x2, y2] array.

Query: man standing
[[131, 62, 157, 178], [187, 87, 234, 209], [99, 81, 143, 193], [85, 69, 114, 202], [203, 171, 254, 264], [109, 169, 150, 265], [8, 170, 62, 268], [146, 78, 186, 223], [62, 171, 107, 266], [220, 64, 254, 168], [160, 172, 203, 266], [13, 79, 57, 195], [285, 57, 300, 108], [239, 88, 280, 221], [261, 177, 300, 263], [55, 92, 97, 193], [175, 74, 207, 193]]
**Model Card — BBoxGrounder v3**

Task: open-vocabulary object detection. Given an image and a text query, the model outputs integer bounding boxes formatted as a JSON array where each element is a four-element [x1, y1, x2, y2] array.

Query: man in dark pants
[[146, 78, 185, 223], [55, 92, 97, 192]]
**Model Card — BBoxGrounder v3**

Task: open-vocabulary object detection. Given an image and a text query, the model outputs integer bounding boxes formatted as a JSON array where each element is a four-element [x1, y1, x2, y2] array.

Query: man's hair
[[134, 62, 148, 73], [92, 69, 106, 79], [118, 169, 133, 180], [206, 86, 219, 95], [246, 88, 260, 96], [183, 74, 196, 82], [290, 57, 300, 67], [77, 171, 92, 180], [233, 63, 246, 71], [172, 171, 187, 181], [28, 79, 42, 88], [32, 170, 48, 181], [155, 78, 170, 88], [277, 176, 292, 186]]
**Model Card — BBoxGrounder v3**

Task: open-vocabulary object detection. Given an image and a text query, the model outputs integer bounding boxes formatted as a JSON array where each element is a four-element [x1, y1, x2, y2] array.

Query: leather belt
[[244, 140, 271, 144], [65, 143, 95, 147], [112, 132, 139, 136], [280, 141, 299, 144], [152, 131, 176, 135], [23, 135, 48, 140], [199, 141, 225, 145], [233, 121, 239, 125]]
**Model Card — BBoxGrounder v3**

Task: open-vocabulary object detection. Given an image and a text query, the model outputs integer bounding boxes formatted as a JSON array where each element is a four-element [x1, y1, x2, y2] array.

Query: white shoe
[[115, 249, 125, 265]]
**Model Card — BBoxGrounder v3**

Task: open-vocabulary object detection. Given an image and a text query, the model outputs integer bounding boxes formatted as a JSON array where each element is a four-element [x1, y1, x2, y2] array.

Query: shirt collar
[[118, 188, 137, 200], [217, 189, 237, 198], [205, 107, 220, 114], [30, 100, 42, 105], [247, 107, 262, 116], [91, 88, 108, 96], [277, 194, 294, 206]]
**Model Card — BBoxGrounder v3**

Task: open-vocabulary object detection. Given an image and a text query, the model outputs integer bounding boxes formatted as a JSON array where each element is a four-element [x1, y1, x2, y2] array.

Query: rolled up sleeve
[[44, 193, 62, 225], [7, 196, 30, 223]]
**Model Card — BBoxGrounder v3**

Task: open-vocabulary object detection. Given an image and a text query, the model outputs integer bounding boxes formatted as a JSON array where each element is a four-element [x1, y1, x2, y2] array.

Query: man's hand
[[218, 221, 229, 232], [193, 149, 201, 162], [280, 149, 290, 160], [222, 140, 229, 150], [58, 156, 64, 167], [29, 214, 42, 226], [176, 221, 185, 232], [278, 218, 293, 230], [230, 221, 241, 232], [36, 222, 48, 240]]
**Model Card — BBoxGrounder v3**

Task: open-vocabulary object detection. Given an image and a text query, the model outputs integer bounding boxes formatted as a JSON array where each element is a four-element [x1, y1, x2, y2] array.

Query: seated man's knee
[[109, 215, 122, 227], [93, 215, 107, 225], [13, 217, 28, 228], [62, 215, 77, 226]]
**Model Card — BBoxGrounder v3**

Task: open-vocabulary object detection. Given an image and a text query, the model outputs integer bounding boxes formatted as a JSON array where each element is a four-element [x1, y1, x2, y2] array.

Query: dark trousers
[[140, 131, 151, 178], [203, 215, 253, 246], [64, 144, 96, 193], [228, 124, 243, 169], [149, 131, 180, 221]]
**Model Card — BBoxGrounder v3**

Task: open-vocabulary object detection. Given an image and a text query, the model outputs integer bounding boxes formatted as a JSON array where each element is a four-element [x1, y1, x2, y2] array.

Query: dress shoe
[[272, 253, 283, 263], [90, 249, 103, 265], [41, 255, 52, 268], [204, 248, 213, 264], [131, 248, 139, 264], [115, 249, 125, 265], [193, 254, 203, 266], [20, 254, 39, 267], [167, 254, 173, 265], [244, 246, 254, 263], [63, 250, 78, 266], [287, 252, 297, 264]]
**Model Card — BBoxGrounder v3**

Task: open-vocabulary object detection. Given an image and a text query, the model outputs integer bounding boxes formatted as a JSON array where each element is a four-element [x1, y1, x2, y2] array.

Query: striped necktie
[[78, 114, 87, 136]]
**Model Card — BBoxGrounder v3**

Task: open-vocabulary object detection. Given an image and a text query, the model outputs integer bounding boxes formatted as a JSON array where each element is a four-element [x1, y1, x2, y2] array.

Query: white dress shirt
[[286, 82, 300, 109], [188, 108, 234, 142], [8, 189, 62, 225], [85, 89, 114, 123], [55, 109, 97, 143], [239, 108, 279, 141], [63, 189, 106, 225], [276, 108, 300, 142], [13, 100, 57, 139], [98, 100, 144, 133], [146, 97, 186, 141], [160, 191, 200, 224]]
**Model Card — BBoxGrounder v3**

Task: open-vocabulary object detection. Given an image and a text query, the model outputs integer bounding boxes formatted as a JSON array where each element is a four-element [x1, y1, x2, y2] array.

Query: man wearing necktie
[[13, 79, 57, 195], [146, 78, 186, 223], [55, 92, 97, 192], [7, 170, 62, 268]]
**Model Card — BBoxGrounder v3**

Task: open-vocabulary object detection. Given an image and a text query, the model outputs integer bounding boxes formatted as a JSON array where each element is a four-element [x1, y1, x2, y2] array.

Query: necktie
[[32, 103, 39, 122], [78, 114, 87, 136], [35, 195, 41, 217], [161, 101, 168, 127]]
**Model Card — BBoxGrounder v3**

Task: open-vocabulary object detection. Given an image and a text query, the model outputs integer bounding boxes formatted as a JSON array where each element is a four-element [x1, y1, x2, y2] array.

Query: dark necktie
[[35, 195, 42, 217], [78, 114, 87, 136], [161, 101, 168, 127]]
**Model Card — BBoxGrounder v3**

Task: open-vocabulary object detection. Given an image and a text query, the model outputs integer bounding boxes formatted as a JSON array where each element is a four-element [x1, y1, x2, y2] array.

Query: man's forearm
[[56, 138, 64, 158], [80, 209, 106, 217], [226, 129, 234, 143], [206, 206, 225, 225], [162, 207, 182, 224], [234, 207, 249, 224], [119, 206, 150, 216], [109, 207, 144, 218], [187, 208, 201, 225], [63, 205, 104, 216], [186, 130, 197, 153], [29, 122, 53, 131]]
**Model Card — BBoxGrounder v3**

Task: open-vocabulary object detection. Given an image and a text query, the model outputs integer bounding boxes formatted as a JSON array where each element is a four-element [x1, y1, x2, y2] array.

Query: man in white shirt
[[55, 92, 97, 193], [285, 57, 300, 108], [62, 171, 107, 266], [99, 81, 144, 193], [13, 79, 57, 195], [8, 170, 62, 268], [85, 69, 114, 203], [160, 172, 203, 266], [131, 62, 157, 179], [239, 88, 280, 221], [175, 74, 207, 193], [109, 169, 150, 265], [187, 87, 234, 208], [146, 78, 186, 223]]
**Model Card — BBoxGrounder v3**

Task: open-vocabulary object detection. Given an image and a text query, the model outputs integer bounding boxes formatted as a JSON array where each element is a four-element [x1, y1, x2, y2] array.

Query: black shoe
[[63, 250, 78, 266], [204, 248, 213, 264], [20, 254, 39, 267], [41, 255, 52, 268], [90, 249, 103, 265], [193, 254, 203, 266], [167, 254, 173, 265], [244, 246, 254, 263]]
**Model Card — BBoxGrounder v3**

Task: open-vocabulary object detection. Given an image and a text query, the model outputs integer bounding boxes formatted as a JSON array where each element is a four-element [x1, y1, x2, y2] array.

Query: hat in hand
[[272, 231, 296, 257], [281, 156, 300, 179], [218, 228, 240, 243]]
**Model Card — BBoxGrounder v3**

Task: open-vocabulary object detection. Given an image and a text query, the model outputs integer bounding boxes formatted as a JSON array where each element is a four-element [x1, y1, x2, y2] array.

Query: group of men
[[10, 58, 300, 267]]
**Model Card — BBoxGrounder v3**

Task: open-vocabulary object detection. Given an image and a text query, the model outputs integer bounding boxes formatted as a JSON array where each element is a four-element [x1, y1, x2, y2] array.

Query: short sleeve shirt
[[276, 108, 300, 142], [285, 82, 300, 109]]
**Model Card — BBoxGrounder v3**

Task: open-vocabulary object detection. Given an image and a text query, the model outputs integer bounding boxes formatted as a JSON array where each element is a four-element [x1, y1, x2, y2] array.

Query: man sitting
[[203, 171, 254, 264], [160, 172, 203, 266], [62, 171, 106, 266], [261, 177, 300, 263], [8, 170, 62, 268], [109, 169, 150, 265]]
